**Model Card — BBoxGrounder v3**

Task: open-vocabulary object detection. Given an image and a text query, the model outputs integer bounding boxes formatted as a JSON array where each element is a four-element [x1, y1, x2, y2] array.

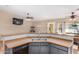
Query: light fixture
[[70, 12, 76, 21], [70, 8, 79, 21], [70, 12, 78, 31], [26, 13, 34, 21]]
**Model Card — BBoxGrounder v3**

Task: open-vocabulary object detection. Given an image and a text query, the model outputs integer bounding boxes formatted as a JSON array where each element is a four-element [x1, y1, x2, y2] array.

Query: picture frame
[[13, 18, 23, 25], [47, 22, 55, 33]]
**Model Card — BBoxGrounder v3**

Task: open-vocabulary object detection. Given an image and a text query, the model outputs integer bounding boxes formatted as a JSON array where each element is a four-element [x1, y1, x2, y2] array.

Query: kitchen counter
[[1, 33, 73, 40], [0, 33, 73, 54], [4, 37, 72, 48]]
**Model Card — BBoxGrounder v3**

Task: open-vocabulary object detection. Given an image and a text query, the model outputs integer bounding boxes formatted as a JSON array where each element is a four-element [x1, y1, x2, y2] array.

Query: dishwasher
[[28, 38, 49, 54]]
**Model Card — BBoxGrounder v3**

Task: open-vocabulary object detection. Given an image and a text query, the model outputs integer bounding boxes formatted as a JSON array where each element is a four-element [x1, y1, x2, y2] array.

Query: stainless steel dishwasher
[[29, 42, 49, 54], [29, 38, 49, 54]]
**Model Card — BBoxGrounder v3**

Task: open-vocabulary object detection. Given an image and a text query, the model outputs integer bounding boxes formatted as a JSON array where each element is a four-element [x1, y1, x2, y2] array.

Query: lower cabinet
[[5, 44, 29, 54], [49, 44, 68, 54], [5, 48, 13, 54], [5, 42, 69, 54], [13, 45, 29, 54], [28, 42, 68, 54]]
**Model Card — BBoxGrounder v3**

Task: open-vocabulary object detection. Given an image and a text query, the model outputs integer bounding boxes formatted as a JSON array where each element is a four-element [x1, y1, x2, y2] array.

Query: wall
[[0, 10, 64, 35], [0, 10, 32, 35], [32, 21, 48, 33], [0, 10, 50, 35]]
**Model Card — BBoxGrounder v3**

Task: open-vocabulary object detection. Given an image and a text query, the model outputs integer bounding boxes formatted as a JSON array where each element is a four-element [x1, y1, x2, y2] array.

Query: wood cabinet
[[49, 44, 68, 54], [5, 44, 29, 54], [5, 42, 70, 54]]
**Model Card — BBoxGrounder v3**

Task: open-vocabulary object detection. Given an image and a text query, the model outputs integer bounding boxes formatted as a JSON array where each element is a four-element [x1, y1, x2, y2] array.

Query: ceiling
[[0, 5, 79, 20]]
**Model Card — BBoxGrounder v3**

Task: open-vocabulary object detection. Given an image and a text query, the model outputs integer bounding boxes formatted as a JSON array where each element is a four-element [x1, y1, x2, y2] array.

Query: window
[[65, 22, 79, 34]]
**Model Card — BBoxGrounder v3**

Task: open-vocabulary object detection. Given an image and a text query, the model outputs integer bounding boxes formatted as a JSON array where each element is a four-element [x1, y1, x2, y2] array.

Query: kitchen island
[[0, 33, 73, 54]]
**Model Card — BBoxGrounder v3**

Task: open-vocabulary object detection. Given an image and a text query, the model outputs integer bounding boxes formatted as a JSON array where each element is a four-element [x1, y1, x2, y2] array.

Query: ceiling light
[[70, 12, 76, 21], [26, 13, 34, 21]]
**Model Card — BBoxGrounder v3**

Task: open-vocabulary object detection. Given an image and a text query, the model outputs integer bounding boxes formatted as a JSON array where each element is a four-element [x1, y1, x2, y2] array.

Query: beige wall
[[32, 21, 48, 33], [0, 10, 32, 35], [0, 10, 62, 35], [0, 10, 52, 35]]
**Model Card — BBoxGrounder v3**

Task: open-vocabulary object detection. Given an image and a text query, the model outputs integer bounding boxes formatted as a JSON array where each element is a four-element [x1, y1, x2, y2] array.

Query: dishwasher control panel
[[32, 38, 47, 42]]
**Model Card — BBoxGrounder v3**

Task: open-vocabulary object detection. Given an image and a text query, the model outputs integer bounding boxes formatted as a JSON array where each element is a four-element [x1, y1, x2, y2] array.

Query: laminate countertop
[[5, 36, 72, 48], [0, 33, 73, 53], [1, 33, 73, 40], [4, 37, 73, 48]]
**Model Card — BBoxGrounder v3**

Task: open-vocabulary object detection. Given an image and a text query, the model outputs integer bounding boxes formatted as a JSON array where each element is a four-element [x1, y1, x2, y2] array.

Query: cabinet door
[[50, 44, 68, 54], [5, 48, 13, 54], [57, 49, 68, 54], [29, 45, 40, 54], [50, 46, 59, 54]]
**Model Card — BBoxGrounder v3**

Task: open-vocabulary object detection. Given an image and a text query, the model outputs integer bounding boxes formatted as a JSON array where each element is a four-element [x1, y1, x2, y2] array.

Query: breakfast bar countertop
[[0, 33, 73, 54], [0, 33, 74, 40], [0, 33, 73, 48]]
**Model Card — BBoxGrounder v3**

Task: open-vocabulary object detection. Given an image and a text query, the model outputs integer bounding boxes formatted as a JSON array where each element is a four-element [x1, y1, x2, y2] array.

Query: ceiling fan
[[64, 9, 79, 21]]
